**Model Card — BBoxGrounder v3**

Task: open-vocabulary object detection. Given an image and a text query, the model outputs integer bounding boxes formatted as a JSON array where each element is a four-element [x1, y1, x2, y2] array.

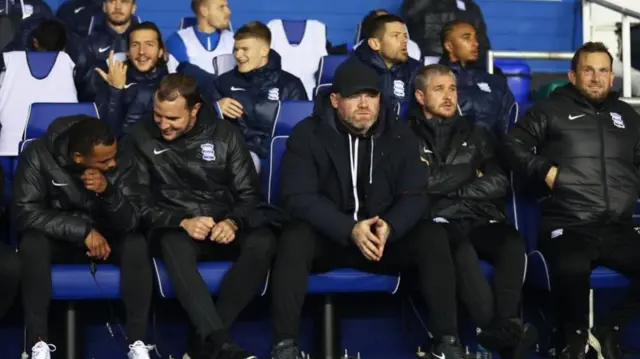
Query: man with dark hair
[[348, 13, 421, 112], [504, 42, 640, 359], [13, 116, 154, 359], [68, 0, 140, 101], [181, 20, 306, 172], [269, 59, 458, 359], [402, 0, 491, 66], [124, 73, 276, 359], [411, 64, 535, 359], [55, 0, 103, 37], [94, 21, 169, 137], [439, 20, 514, 139], [165, 0, 234, 74], [0, 19, 77, 156]]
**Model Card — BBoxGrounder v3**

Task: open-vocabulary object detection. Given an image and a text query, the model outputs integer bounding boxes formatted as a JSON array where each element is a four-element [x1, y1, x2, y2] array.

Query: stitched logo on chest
[[200, 143, 216, 161]]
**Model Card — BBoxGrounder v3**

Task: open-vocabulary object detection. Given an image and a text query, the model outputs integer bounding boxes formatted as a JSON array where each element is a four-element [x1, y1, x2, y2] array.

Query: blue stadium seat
[[272, 101, 313, 137], [494, 59, 531, 105], [179, 17, 196, 29], [152, 259, 269, 298], [25, 102, 99, 139], [316, 55, 348, 87]]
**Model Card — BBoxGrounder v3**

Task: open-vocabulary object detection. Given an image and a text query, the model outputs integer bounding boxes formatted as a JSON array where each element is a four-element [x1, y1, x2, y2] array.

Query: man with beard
[[409, 64, 535, 359], [504, 42, 640, 359], [165, 0, 234, 74], [269, 59, 458, 359], [95, 21, 168, 137], [13, 116, 153, 359], [439, 20, 514, 139], [348, 14, 421, 112], [124, 73, 276, 359], [69, 0, 139, 101]]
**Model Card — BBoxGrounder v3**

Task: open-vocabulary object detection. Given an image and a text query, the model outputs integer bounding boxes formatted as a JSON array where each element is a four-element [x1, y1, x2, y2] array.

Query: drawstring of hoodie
[[348, 134, 375, 221]]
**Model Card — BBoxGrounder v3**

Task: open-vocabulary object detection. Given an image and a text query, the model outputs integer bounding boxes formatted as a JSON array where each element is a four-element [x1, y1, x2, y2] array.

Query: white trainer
[[31, 341, 56, 359], [128, 340, 155, 359]]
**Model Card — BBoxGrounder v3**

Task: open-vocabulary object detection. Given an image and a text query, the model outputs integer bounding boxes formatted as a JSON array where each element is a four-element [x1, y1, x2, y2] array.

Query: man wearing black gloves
[[409, 64, 535, 359], [269, 59, 458, 359], [95, 21, 168, 137], [123, 73, 275, 359], [503, 42, 640, 359], [13, 116, 153, 359]]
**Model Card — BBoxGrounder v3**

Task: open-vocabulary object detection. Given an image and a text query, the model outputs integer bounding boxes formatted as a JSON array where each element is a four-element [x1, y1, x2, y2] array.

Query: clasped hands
[[350, 216, 391, 262], [180, 216, 238, 243]]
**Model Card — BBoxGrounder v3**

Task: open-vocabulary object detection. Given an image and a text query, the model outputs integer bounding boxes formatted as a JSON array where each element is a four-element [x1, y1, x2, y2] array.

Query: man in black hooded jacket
[[269, 59, 458, 359], [504, 42, 640, 359], [409, 64, 535, 359], [12, 116, 153, 358]]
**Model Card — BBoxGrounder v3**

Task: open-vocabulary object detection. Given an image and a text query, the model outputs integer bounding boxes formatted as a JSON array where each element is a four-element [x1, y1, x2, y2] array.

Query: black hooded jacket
[[408, 105, 508, 223], [11, 116, 140, 244], [279, 90, 428, 245]]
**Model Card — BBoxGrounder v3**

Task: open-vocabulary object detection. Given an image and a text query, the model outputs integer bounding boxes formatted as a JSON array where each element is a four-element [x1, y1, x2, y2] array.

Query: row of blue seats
[[3, 101, 632, 358]]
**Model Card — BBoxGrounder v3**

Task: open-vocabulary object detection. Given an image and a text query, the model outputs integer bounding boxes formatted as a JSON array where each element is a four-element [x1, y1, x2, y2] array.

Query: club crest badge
[[200, 143, 216, 162]]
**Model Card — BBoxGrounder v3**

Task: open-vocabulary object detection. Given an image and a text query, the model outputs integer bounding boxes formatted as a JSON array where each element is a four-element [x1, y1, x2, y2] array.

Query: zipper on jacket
[[597, 112, 611, 215]]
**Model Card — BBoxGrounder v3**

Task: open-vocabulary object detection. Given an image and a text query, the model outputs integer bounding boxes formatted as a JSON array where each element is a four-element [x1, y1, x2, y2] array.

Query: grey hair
[[414, 64, 456, 91]]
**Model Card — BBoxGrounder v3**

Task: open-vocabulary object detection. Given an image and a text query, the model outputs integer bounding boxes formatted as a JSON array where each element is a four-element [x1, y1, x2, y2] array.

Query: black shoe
[[199, 341, 257, 359], [271, 339, 306, 359], [559, 330, 588, 359], [591, 326, 622, 359], [430, 336, 466, 359], [477, 319, 538, 359]]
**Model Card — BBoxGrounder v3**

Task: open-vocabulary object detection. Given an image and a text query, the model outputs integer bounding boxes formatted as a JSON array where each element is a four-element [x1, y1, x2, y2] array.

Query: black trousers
[[0, 241, 20, 320], [445, 222, 526, 328], [271, 220, 458, 343], [19, 231, 152, 346], [158, 226, 276, 342], [540, 224, 640, 334]]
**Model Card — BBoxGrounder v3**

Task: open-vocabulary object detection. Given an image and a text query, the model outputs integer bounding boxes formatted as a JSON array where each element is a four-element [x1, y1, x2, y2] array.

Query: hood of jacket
[[43, 115, 89, 170]]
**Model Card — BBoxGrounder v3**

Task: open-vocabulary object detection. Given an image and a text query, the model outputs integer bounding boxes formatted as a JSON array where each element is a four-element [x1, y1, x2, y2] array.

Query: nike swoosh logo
[[230, 87, 245, 91], [74, 6, 85, 13], [124, 83, 136, 89], [98, 46, 111, 53], [52, 180, 69, 187], [431, 354, 445, 359], [568, 114, 585, 120], [153, 149, 170, 155]]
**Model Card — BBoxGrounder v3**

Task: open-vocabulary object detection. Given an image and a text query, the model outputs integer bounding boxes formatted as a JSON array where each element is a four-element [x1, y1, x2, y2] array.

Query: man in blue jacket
[[182, 21, 306, 172], [269, 59, 459, 359], [55, 0, 103, 37], [439, 20, 516, 139], [350, 14, 421, 112], [95, 21, 168, 137], [1, 0, 54, 52], [68, 0, 139, 101]]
